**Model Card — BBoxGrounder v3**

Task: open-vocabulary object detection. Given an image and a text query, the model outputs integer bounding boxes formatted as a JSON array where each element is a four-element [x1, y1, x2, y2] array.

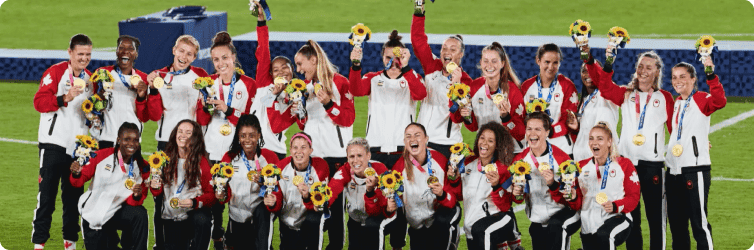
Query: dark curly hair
[[228, 114, 264, 161], [163, 119, 207, 190], [473, 122, 515, 165]]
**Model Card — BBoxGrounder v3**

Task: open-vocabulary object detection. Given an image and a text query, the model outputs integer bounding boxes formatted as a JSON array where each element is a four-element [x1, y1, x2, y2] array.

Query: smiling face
[[347, 144, 371, 176], [525, 118, 549, 151], [173, 41, 197, 71], [440, 38, 463, 71], [589, 127, 613, 162], [238, 125, 260, 156], [68, 45, 92, 73], [116, 38, 138, 70], [272, 58, 294, 82], [477, 129, 496, 162], [118, 130, 140, 159], [290, 137, 313, 169], [671, 67, 696, 97], [536, 51, 560, 81], [636, 57, 659, 87], [480, 49, 504, 79], [176, 122, 194, 149], [294, 54, 317, 80], [211, 46, 235, 77], [581, 64, 593, 89], [382, 47, 400, 70], [404, 125, 428, 158]]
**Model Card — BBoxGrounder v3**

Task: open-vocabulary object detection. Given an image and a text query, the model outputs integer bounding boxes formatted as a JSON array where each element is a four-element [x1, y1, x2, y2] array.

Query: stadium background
[[1, 0, 753, 249]]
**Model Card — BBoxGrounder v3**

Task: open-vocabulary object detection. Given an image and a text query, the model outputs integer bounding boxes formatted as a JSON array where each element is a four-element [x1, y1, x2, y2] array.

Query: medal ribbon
[[174, 179, 187, 197], [218, 73, 238, 109], [240, 150, 262, 173], [675, 90, 696, 141], [579, 90, 599, 116], [485, 82, 502, 99], [597, 157, 612, 190], [294, 160, 313, 184], [411, 149, 434, 176], [529, 143, 555, 173], [161, 66, 190, 84], [536, 76, 558, 104], [114, 66, 130, 88], [118, 151, 135, 179], [634, 90, 653, 131], [68, 63, 86, 86]]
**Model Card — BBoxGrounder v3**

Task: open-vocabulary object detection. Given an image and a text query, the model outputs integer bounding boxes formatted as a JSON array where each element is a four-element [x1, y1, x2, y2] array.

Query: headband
[[291, 133, 312, 146]]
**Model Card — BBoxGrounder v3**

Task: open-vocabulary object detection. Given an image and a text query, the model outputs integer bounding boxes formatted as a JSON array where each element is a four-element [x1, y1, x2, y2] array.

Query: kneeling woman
[[217, 114, 281, 249], [70, 122, 150, 250], [327, 137, 395, 250], [447, 122, 520, 250], [575, 122, 640, 249], [392, 123, 461, 250], [512, 112, 578, 250], [277, 132, 331, 250], [150, 120, 216, 250]]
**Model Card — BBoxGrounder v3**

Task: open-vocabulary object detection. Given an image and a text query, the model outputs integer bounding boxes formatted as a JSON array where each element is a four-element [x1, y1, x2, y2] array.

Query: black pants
[[666, 168, 713, 250], [407, 205, 462, 250], [208, 159, 225, 243], [82, 205, 149, 250], [625, 160, 666, 250], [580, 214, 632, 250], [224, 205, 275, 250], [371, 152, 402, 170], [162, 208, 213, 250], [385, 209, 408, 249], [347, 215, 397, 250], [153, 142, 167, 250], [279, 211, 325, 250], [323, 157, 347, 250], [32, 146, 83, 244], [466, 212, 517, 250], [529, 208, 580, 250], [427, 142, 452, 160]]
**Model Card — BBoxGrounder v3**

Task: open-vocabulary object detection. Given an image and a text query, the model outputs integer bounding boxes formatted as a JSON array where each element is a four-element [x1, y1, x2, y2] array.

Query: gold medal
[[219, 123, 232, 136], [292, 175, 304, 186], [427, 175, 439, 185], [130, 75, 141, 87], [445, 62, 458, 74], [492, 93, 505, 104], [483, 164, 497, 173], [539, 162, 550, 173], [364, 167, 376, 177], [247, 171, 257, 181], [392, 47, 402, 57], [153, 76, 165, 89], [632, 134, 646, 146], [124, 178, 135, 190], [314, 84, 323, 95], [73, 78, 86, 89], [672, 144, 683, 157], [169, 197, 180, 209], [595, 192, 609, 204]]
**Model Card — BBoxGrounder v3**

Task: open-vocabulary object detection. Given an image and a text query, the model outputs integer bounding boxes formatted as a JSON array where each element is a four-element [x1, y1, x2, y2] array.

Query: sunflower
[[351, 23, 372, 37], [559, 161, 570, 174], [512, 161, 531, 175], [221, 163, 234, 178], [310, 181, 323, 193], [81, 99, 94, 114], [453, 83, 471, 98], [261, 164, 276, 177], [569, 20, 591, 36], [149, 154, 164, 169], [311, 191, 326, 206], [446, 84, 458, 99], [392, 170, 402, 182], [211, 164, 221, 175], [381, 174, 397, 190], [159, 151, 170, 162], [89, 72, 99, 83], [526, 98, 549, 114], [322, 186, 332, 199], [608, 26, 631, 45], [290, 79, 306, 92], [696, 35, 715, 49], [83, 137, 95, 149], [450, 143, 464, 154]]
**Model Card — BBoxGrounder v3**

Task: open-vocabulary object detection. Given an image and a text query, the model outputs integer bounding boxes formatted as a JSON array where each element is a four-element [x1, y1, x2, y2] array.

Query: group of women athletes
[[32, 2, 727, 250]]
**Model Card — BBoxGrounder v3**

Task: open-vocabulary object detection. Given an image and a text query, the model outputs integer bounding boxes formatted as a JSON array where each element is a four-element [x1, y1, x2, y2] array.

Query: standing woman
[[217, 114, 282, 250], [392, 123, 461, 250], [568, 50, 619, 162], [144, 35, 209, 250], [447, 122, 521, 250], [460, 42, 526, 153], [512, 112, 579, 250], [268, 40, 355, 250], [585, 50, 674, 250], [575, 122, 640, 250], [349, 30, 427, 169], [149, 120, 216, 250], [665, 59, 725, 250], [520, 43, 579, 157], [277, 132, 331, 250], [93, 35, 150, 148], [411, 2, 474, 159], [70, 122, 151, 250]]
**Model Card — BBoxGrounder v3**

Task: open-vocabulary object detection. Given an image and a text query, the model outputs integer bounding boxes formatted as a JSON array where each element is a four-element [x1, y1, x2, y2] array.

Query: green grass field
[[2, 0, 754, 249]]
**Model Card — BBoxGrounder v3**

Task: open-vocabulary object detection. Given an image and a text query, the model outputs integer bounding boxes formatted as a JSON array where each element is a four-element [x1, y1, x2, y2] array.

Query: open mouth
[[409, 142, 420, 153], [479, 146, 489, 155], [443, 56, 452, 64], [120, 57, 130, 65], [591, 146, 600, 154], [528, 136, 540, 145], [178, 59, 186, 64]]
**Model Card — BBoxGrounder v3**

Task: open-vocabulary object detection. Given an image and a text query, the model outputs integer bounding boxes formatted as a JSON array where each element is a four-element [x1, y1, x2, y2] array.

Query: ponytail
[[297, 40, 339, 100]]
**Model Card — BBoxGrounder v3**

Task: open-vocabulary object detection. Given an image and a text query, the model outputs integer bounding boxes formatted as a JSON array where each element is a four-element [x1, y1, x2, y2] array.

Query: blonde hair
[[174, 35, 200, 55], [297, 40, 339, 100], [628, 51, 664, 92], [592, 121, 619, 162]]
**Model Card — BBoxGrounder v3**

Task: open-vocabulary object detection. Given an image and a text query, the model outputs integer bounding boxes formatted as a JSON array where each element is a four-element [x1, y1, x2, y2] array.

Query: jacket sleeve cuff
[[706, 73, 717, 80], [548, 182, 560, 191], [258, 20, 267, 27], [401, 66, 411, 74], [149, 88, 159, 95], [366, 190, 376, 198], [414, 13, 425, 17], [351, 64, 362, 71], [323, 100, 334, 110], [603, 63, 614, 73], [136, 95, 147, 102], [500, 114, 512, 123], [57, 95, 66, 107], [224, 107, 235, 118]]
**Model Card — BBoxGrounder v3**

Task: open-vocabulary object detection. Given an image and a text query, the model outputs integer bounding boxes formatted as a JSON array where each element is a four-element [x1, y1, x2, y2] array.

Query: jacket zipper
[[446, 119, 452, 138], [48, 113, 58, 136], [336, 127, 344, 148], [692, 136, 699, 165], [365, 115, 371, 137], [654, 133, 658, 156], [158, 116, 165, 138]]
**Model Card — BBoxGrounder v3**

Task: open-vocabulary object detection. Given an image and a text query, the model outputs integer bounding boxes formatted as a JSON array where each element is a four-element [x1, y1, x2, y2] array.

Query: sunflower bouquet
[[249, 0, 272, 21], [414, 0, 434, 15], [309, 181, 333, 212], [506, 160, 532, 200], [379, 170, 405, 207], [525, 98, 549, 114], [695, 35, 717, 74], [284, 79, 308, 119], [448, 142, 474, 175], [258, 164, 282, 197], [81, 94, 108, 130], [193, 77, 217, 114], [210, 162, 234, 196], [89, 68, 115, 107], [605, 26, 631, 66], [447, 83, 472, 120], [348, 23, 372, 64], [72, 135, 99, 169], [569, 19, 592, 60], [558, 160, 581, 200], [147, 151, 169, 182]]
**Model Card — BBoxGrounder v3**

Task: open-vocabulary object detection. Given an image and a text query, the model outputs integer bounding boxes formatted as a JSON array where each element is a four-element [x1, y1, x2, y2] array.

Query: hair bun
[[491, 41, 503, 49], [213, 31, 232, 46], [455, 34, 463, 41], [388, 30, 403, 42]]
